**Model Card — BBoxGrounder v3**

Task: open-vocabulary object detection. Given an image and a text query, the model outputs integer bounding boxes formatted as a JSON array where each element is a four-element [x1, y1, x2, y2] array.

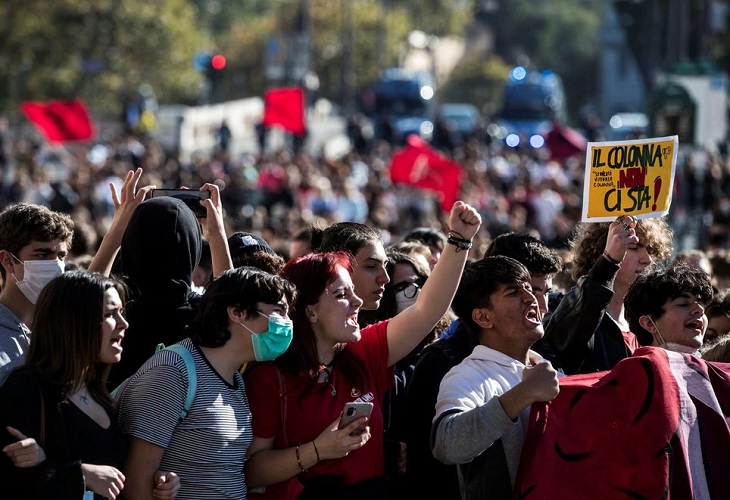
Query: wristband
[[446, 233, 473, 253], [312, 440, 321, 463], [602, 251, 620, 265], [446, 231, 472, 250]]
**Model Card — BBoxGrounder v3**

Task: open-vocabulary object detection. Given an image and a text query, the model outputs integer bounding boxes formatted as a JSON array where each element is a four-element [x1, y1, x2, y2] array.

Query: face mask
[[240, 311, 293, 361], [395, 283, 420, 314], [649, 318, 699, 355], [11, 256, 65, 305]]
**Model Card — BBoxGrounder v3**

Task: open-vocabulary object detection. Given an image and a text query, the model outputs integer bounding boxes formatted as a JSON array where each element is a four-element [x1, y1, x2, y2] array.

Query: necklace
[[318, 365, 337, 397]]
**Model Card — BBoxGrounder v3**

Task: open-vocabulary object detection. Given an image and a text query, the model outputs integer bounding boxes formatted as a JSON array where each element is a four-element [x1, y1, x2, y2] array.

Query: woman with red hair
[[245, 202, 480, 499]]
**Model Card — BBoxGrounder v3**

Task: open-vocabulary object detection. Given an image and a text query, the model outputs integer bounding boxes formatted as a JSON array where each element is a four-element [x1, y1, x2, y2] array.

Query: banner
[[20, 99, 95, 143], [262, 87, 306, 135], [581, 136, 678, 221], [389, 134, 463, 212]]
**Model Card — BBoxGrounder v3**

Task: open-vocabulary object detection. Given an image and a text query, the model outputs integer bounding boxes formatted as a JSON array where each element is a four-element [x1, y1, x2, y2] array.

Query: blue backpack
[[111, 343, 197, 421]]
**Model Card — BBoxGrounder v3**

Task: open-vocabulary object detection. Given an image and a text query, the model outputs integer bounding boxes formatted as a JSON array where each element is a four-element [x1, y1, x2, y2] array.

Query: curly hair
[[624, 263, 714, 346], [570, 217, 673, 281]]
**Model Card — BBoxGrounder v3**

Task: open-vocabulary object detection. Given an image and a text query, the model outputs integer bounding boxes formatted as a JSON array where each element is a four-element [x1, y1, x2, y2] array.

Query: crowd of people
[[1, 123, 730, 499]]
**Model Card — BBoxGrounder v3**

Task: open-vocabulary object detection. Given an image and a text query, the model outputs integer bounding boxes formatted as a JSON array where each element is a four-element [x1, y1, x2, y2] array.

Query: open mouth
[[525, 305, 541, 324], [684, 319, 704, 331], [347, 313, 360, 328]]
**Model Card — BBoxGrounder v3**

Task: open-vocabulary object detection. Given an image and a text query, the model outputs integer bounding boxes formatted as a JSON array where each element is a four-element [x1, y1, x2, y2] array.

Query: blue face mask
[[240, 311, 294, 361]]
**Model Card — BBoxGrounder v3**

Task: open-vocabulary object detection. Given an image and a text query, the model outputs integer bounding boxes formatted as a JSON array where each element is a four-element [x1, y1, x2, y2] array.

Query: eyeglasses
[[394, 281, 421, 299]]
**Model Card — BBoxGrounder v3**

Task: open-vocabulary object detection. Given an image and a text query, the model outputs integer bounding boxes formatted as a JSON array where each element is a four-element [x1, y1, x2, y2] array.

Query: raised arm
[[198, 183, 233, 276], [385, 201, 481, 366], [543, 217, 638, 364], [88, 168, 154, 276]]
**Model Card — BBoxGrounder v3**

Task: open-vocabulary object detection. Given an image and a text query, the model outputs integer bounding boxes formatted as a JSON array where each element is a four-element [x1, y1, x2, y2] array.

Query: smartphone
[[150, 188, 210, 218], [339, 402, 373, 434]]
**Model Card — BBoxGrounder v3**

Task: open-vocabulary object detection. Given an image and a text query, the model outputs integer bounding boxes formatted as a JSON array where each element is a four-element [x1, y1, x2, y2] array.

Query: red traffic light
[[211, 54, 226, 70]]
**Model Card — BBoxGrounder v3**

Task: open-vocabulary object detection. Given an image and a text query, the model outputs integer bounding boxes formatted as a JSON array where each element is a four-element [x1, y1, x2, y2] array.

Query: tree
[[438, 55, 511, 116], [0, 0, 204, 114], [481, 0, 602, 120]]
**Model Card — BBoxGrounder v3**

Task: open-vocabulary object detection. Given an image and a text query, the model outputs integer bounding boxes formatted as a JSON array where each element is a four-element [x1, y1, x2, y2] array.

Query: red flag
[[20, 99, 95, 143], [389, 134, 463, 211], [544, 123, 587, 162], [262, 87, 306, 135]]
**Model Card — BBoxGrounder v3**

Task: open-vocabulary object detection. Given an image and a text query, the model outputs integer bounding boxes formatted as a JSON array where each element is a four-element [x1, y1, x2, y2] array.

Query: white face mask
[[395, 282, 421, 314], [12, 256, 65, 304]]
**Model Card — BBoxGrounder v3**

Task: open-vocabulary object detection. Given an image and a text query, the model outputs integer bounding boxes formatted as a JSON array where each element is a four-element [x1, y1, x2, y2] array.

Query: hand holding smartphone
[[339, 402, 373, 435], [150, 188, 210, 218]]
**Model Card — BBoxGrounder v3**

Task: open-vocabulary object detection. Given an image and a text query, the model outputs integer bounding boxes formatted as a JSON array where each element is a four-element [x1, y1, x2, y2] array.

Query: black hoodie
[[108, 197, 202, 388]]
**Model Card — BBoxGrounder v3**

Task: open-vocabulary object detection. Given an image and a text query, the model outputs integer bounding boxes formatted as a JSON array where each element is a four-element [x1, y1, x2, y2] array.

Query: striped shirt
[[119, 338, 252, 499]]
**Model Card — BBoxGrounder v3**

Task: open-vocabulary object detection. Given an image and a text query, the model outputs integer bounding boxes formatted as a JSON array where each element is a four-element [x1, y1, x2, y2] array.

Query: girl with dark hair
[[0, 271, 179, 499], [245, 202, 481, 499], [119, 267, 297, 499]]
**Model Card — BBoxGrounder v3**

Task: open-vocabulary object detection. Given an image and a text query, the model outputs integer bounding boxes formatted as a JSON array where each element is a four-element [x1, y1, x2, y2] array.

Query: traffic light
[[205, 53, 226, 103], [206, 53, 226, 79], [210, 54, 226, 71]]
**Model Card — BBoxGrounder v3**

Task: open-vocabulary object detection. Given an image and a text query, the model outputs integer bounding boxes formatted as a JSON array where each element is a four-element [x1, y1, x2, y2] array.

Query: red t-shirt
[[246, 320, 393, 496]]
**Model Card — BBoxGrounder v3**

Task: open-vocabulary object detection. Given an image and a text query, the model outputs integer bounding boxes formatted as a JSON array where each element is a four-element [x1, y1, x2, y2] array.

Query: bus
[[363, 68, 436, 143], [492, 66, 566, 148]]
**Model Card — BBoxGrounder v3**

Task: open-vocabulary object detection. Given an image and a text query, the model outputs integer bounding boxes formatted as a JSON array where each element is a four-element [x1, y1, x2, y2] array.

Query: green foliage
[[0, 0, 204, 114], [486, 0, 602, 120], [0, 0, 610, 121], [438, 55, 511, 116]]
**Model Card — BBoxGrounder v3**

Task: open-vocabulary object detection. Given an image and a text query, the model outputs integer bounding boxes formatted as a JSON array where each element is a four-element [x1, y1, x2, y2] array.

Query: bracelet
[[602, 251, 620, 265], [312, 439, 321, 463], [295, 444, 306, 473], [446, 235, 473, 253], [446, 230, 471, 243]]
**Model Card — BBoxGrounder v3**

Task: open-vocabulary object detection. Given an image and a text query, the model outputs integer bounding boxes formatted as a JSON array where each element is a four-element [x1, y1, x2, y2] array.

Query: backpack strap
[[156, 343, 198, 421]]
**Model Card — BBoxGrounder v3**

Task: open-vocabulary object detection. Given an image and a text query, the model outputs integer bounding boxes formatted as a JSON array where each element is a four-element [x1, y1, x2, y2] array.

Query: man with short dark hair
[[0, 203, 74, 385], [432, 256, 559, 499], [624, 263, 714, 354], [405, 233, 561, 499]]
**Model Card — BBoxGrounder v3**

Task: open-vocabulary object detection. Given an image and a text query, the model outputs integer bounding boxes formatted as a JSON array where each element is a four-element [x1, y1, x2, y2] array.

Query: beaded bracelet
[[295, 444, 306, 473]]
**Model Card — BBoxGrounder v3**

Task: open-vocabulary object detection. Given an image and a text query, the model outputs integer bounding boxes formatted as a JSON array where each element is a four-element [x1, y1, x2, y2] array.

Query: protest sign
[[581, 136, 678, 222]]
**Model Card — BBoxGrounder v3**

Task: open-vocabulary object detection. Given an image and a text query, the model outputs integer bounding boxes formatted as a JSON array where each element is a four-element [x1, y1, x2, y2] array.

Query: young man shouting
[[432, 256, 560, 499]]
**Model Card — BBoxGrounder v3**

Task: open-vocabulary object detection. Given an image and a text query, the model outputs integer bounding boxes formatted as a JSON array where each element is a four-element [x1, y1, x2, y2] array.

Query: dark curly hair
[[189, 267, 297, 348], [570, 217, 673, 281], [624, 263, 714, 346]]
